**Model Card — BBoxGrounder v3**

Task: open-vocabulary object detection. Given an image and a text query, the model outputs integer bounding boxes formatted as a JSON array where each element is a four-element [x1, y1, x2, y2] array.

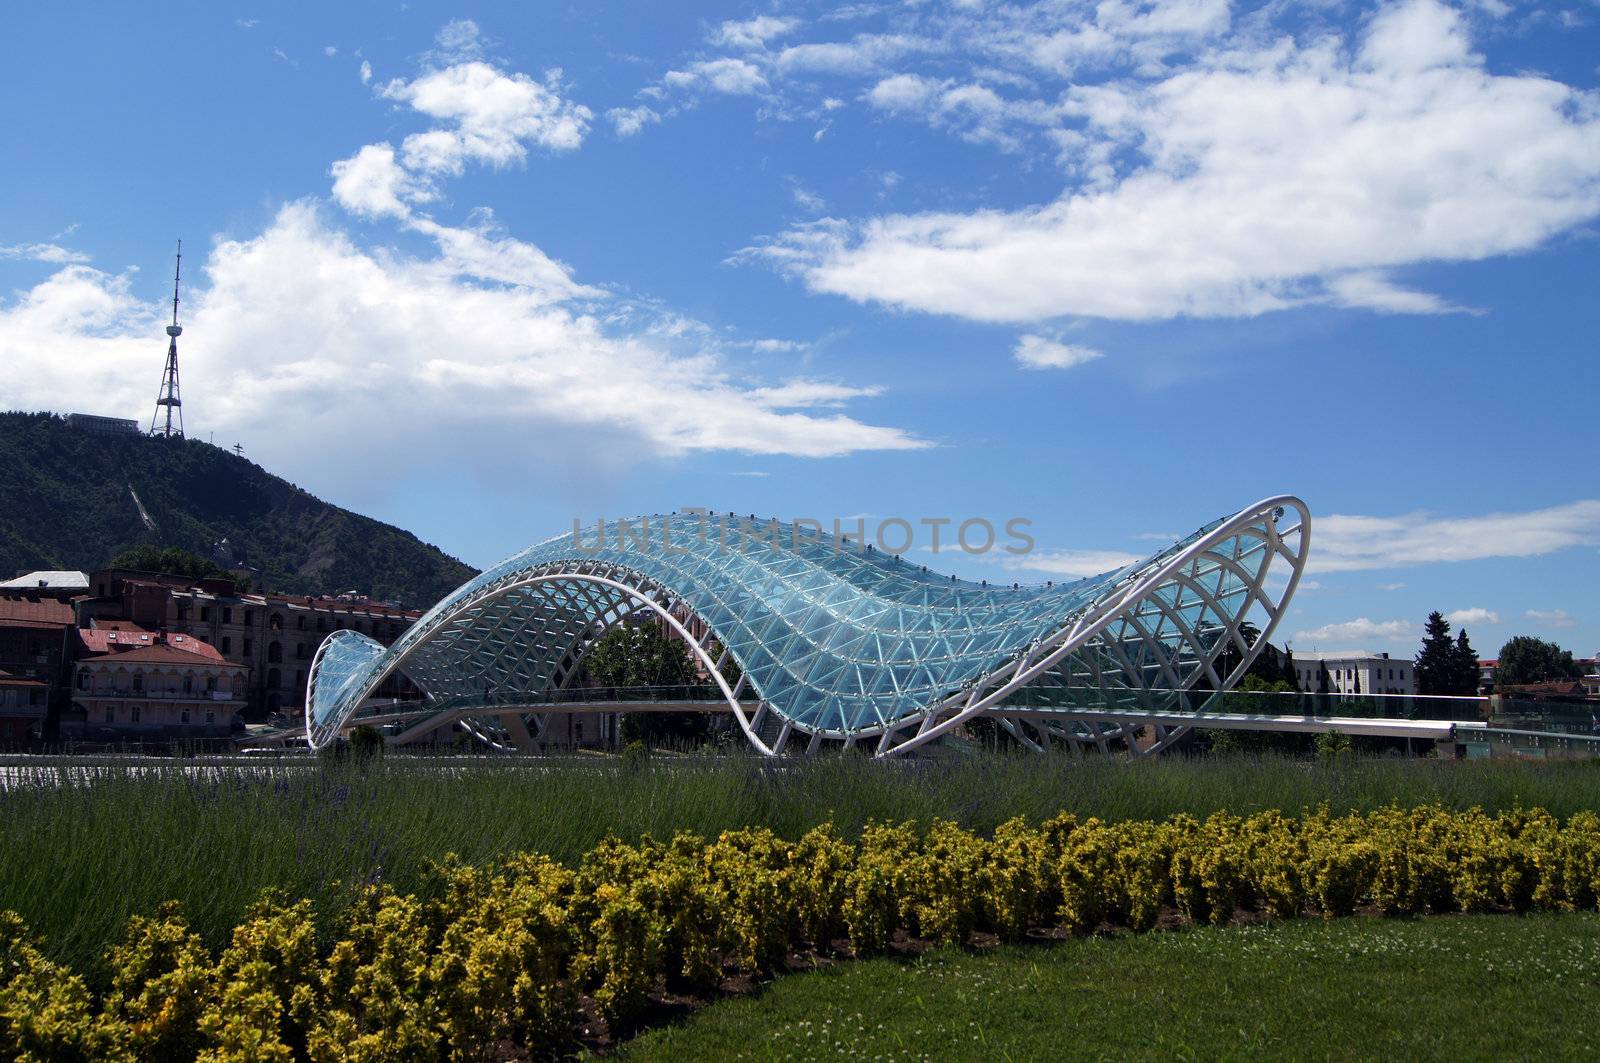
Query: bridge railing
[[996, 686, 1489, 721]]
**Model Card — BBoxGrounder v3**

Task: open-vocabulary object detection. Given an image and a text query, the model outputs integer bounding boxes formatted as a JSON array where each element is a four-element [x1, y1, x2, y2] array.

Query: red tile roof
[[0, 595, 75, 627], [0, 669, 47, 687], [75, 629, 225, 662], [79, 643, 236, 667]]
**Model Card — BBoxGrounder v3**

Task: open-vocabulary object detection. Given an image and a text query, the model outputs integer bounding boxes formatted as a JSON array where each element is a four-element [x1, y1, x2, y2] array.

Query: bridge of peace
[[278, 497, 1596, 759]]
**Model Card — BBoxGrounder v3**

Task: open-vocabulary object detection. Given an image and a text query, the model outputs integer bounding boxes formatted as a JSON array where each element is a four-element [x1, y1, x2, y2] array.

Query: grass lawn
[[5, 752, 1600, 972], [616, 914, 1600, 1061]]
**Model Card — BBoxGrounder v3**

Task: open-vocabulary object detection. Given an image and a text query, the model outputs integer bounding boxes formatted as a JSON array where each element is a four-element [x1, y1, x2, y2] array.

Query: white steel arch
[[306, 496, 1309, 757]]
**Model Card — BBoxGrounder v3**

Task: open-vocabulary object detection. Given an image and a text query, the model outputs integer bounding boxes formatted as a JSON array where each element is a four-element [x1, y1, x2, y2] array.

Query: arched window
[[132, 671, 143, 692], [270, 613, 284, 631], [182, 673, 194, 694], [267, 641, 282, 664], [231, 674, 245, 697]]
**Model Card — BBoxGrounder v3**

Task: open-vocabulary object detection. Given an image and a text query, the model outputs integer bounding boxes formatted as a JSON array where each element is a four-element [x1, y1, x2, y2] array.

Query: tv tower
[[149, 241, 185, 439]]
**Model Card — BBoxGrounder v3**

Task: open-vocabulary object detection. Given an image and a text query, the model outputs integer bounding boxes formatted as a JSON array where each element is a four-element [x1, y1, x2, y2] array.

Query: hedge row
[[6, 805, 1600, 1061]]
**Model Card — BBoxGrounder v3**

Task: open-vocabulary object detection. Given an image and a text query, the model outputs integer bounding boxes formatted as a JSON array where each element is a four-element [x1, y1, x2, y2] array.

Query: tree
[[1414, 612, 1459, 695], [1495, 636, 1581, 687], [107, 544, 246, 590], [583, 618, 708, 747], [1451, 629, 1481, 696]]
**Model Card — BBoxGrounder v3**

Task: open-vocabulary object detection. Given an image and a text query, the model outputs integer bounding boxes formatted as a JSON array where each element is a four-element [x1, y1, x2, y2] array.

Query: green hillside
[[0, 411, 477, 606]]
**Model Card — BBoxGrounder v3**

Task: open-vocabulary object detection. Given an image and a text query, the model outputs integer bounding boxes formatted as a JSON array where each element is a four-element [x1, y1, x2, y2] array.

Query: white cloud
[[1378, 582, 1406, 591], [747, 0, 1600, 323], [1002, 548, 1142, 578], [709, 15, 800, 50], [866, 73, 944, 112], [359, 60, 373, 84], [1313, 500, 1600, 572], [0, 205, 927, 492], [790, 181, 826, 213], [752, 338, 807, 352], [324, 45, 337, 58], [429, 19, 484, 63], [746, 381, 882, 408], [0, 242, 90, 265], [1525, 608, 1579, 629], [1013, 335, 1103, 370], [1293, 617, 1415, 644], [774, 33, 934, 75], [607, 105, 661, 136], [1446, 607, 1500, 627], [329, 143, 428, 219], [663, 58, 768, 95], [379, 62, 592, 174], [1327, 271, 1467, 315]]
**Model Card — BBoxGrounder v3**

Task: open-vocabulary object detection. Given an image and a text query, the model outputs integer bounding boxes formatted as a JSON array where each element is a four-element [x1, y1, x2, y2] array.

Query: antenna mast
[[149, 241, 186, 439]]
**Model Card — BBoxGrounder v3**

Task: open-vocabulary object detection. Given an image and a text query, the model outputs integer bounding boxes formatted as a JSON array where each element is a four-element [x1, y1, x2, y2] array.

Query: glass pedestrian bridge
[[307, 497, 1312, 756]]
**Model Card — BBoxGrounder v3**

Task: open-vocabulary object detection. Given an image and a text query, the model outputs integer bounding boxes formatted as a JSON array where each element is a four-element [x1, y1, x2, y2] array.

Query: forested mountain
[[0, 412, 476, 606]]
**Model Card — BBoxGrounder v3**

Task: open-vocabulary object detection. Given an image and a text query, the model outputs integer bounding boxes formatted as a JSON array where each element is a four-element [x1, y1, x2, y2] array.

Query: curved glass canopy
[[307, 497, 1309, 756]]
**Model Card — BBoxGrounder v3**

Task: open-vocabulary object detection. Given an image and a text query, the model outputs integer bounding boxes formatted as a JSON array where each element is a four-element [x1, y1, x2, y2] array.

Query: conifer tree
[[1414, 611, 1457, 696], [1451, 629, 1481, 696]]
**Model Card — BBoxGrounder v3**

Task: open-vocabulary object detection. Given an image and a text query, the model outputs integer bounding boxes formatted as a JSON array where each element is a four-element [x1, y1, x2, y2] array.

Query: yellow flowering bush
[[5, 804, 1600, 1060]]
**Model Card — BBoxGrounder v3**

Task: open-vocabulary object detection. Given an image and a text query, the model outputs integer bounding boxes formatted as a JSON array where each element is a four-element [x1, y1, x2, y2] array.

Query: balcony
[[76, 689, 244, 704]]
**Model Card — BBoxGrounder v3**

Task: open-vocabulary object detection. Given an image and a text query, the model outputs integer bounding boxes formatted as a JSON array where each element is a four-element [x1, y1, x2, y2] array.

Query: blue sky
[[2, 0, 1597, 660]]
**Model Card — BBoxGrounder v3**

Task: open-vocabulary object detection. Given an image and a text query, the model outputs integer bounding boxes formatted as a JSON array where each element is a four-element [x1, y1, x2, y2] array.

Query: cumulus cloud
[[1013, 335, 1102, 370], [379, 62, 592, 174], [1446, 608, 1501, 627], [774, 33, 934, 75], [709, 15, 800, 50], [1293, 617, 1415, 645], [746, 0, 1600, 323], [329, 143, 428, 219], [607, 105, 661, 137], [1525, 608, 1579, 629], [1313, 500, 1600, 573], [662, 58, 768, 95], [0, 206, 926, 488], [0, 22, 926, 494]]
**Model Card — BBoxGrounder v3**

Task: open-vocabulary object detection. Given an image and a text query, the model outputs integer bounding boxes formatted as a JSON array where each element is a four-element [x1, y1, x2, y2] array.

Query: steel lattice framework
[[306, 497, 1310, 756]]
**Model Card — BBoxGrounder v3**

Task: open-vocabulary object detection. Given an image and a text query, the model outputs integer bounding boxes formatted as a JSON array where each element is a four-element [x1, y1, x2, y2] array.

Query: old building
[[79, 568, 421, 719], [0, 671, 48, 744], [0, 570, 90, 597], [0, 592, 76, 738], [1293, 651, 1416, 696], [66, 629, 247, 741]]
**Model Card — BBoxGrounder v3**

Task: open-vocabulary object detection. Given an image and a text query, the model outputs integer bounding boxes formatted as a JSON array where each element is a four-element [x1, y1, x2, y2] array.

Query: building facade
[[79, 569, 421, 719], [1293, 652, 1416, 696], [67, 630, 246, 741], [0, 671, 48, 744], [0, 592, 76, 739]]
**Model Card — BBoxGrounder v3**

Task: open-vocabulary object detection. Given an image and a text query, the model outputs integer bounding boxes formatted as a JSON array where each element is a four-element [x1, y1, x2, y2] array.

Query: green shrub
[[102, 903, 213, 1062], [843, 821, 920, 953], [908, 820, 990, 944], [198, 892, 320, 1061], [6, 802, 1600, 1059], [1, 910, 130, 1062]]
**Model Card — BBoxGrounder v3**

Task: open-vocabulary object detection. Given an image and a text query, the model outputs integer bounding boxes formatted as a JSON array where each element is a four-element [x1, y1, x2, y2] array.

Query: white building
[[1292, 651, 1415, 695]]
